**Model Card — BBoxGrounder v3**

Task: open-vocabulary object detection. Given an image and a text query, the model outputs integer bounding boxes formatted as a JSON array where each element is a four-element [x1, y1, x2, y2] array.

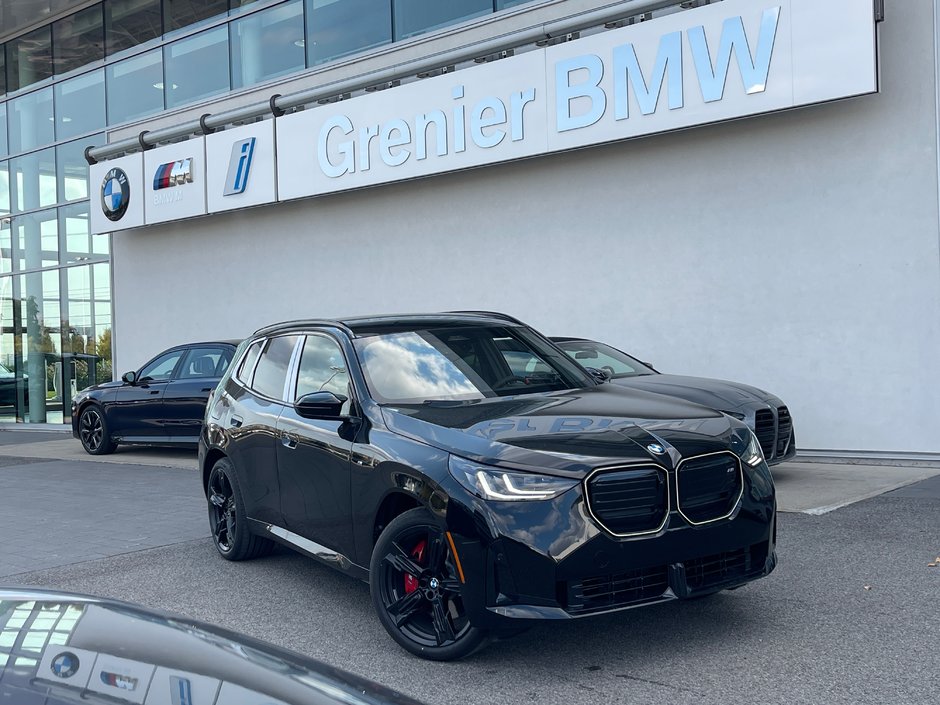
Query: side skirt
[[247, 518, 369, 582]]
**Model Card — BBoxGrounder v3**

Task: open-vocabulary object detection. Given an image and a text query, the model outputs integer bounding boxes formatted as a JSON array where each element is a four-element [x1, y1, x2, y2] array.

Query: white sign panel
[[277, 50, 549, 201], [86, 653, 156, 704], [89, 153, 145, 234], [144, 667, 221, 705], [276, 0, 876, 201], [37, 645, 97, 689], [206, 120, 277, 213], [143, 139, 208, 225]]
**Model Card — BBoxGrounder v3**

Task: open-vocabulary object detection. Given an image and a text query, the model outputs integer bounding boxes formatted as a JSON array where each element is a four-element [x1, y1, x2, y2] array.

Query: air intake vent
[[586, 466, 668, 536], [676, 452, 743, 525]]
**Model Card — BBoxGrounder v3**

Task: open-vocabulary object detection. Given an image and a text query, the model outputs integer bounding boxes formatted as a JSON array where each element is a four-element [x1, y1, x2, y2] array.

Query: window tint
[[178, 346, 233, 379], [251, 335, 298, 399], [139, 350, 184, 381], [5, 26, 53, 93], [236, 340, 263, 382], [106, 0, 162, 55], [296, 335, 349, 401], [53, 4, 105, 75]]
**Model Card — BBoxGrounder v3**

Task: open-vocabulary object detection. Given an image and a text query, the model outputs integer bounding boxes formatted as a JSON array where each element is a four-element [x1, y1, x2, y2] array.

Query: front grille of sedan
[[586, 466, 668, 536], [676, 452, 743, 524], [776, 406, 792, 456], [754, 409, 776, 457], [565, 565, 670, 614]]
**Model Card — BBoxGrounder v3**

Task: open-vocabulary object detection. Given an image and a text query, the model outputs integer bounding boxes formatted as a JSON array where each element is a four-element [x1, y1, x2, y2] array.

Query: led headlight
[[741, 430, 765, 467], [449, 455, 577, 501]]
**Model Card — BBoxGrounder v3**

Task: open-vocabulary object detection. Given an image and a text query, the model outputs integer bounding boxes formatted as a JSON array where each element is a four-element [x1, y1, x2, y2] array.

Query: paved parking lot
[[1, 431, 938, 705]]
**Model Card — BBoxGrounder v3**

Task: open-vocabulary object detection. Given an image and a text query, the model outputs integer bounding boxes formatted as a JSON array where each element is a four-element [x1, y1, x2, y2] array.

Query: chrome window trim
[[283, 334, 305, 403], [582, 461, 671, 539], [233, 337, 265, 387], [674, 451, 744, 527]]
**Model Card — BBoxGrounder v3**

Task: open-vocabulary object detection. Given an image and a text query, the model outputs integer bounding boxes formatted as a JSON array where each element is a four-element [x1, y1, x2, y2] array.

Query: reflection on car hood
[[611, 374, 783, 411], [76, 380, 125, 395], [0, 588, 424, 705], [382, 385, 747, 478]]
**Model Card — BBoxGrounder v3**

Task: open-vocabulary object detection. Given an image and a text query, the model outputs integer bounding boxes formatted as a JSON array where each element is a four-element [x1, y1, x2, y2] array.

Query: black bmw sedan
[[551, 337, 796, 465], [200, 313, 776, 661], [72, 341, 237, 455]]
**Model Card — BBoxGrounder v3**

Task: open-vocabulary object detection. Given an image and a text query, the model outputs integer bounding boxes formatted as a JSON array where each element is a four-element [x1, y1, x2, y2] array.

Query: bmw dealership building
[[2, 0, 938, 459]]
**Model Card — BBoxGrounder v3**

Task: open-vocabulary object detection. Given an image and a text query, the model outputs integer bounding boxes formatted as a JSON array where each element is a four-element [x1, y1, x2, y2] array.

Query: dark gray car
[[551, 337, 795, 465]]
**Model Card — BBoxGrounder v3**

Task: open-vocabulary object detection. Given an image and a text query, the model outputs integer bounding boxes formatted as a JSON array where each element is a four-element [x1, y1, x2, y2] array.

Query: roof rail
[[253, 319, 356, 337], [447, 311, 527, 325]]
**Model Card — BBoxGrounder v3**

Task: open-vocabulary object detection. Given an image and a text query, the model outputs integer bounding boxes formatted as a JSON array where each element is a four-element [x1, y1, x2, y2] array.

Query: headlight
[[741, 430, 765, 467], [449, 455, 578, 501]]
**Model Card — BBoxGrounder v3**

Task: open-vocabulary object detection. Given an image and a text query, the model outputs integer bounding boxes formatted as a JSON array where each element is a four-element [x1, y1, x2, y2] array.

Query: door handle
[[281, 433, 298, 450], [230, 415, 243, 428], [150, 390, 159, 395]]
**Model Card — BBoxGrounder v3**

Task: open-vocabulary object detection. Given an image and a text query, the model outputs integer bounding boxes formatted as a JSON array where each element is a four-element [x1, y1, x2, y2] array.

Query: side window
[[235, 340, 263, 383], [139, 350, 184, 381], [250, 336, 299, 400], [296, 335, 350, 404], [178, 347, 234, 379]]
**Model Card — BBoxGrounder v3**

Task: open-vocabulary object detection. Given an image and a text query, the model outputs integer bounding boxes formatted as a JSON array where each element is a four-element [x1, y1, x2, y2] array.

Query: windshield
[[555, 340, 656, 378], [352, 325, 593, 403]]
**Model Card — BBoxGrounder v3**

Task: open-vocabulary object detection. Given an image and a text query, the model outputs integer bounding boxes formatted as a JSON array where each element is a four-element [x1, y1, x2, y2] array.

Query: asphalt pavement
[[1, 432, 937, 705]]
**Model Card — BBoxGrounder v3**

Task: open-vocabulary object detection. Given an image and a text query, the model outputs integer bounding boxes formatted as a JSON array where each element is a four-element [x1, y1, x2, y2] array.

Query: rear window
[[250, 336, 299, 400]]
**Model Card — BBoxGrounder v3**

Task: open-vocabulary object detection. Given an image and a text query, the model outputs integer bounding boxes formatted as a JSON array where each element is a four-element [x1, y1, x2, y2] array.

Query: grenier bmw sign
[[89, 0, 877, 234]]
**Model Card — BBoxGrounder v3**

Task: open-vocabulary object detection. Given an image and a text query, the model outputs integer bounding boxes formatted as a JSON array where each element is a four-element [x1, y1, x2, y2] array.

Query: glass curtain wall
[[0, 0, 541, 424]]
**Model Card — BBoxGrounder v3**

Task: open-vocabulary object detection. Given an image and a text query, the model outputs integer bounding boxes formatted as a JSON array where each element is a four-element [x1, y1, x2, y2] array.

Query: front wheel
[[370, 508, 488, 661], [78, 404, 117, 455]]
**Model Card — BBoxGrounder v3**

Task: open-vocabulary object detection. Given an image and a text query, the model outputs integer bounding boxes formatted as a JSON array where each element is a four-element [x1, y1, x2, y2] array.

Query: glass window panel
[[92, 229, 109, 255], [0, 47, 6, 96], [13, 209, 59, 271], [232, 0, 304, 89], [60, 202, 92, 264], [9, 148, 57, 214], [92, 262, 112, 383], [0, 161, 9, 217], [17, 267, 63, 423], [251, 335, 298, 399], [53, 5, 105, 75], [306, 0, 392, 66], [496, 0, 531, 8], [8, 88, 55, 155], [0, 103, 7, 156], [58, 134, 103, 203], [164, 27, 229, 109], [54, 71, 106, 140], [0, 217, 11, 274], [5, 27, 53, 93], [392, 0, 491, 40], [164, 0, 228, 33], [140, 349, 183, 380], [106, 49, 164, 124], [106, 0, 162, 55]]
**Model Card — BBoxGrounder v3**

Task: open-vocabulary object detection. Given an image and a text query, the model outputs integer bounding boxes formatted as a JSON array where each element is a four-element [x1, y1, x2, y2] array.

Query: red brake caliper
[[403, 539, 427, 594]]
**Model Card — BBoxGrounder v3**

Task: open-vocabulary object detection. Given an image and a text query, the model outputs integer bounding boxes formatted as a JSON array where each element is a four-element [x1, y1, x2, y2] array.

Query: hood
[[382, 385, 748, 478], [76, 380, 125, 395], [612, 373, 783, 411]]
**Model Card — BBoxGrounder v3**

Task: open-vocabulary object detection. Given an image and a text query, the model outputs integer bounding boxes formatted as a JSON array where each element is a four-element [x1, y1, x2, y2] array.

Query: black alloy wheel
[[78, 405, 116, 455], [207, 458, 274, 561], [370, 508, 487, 661]]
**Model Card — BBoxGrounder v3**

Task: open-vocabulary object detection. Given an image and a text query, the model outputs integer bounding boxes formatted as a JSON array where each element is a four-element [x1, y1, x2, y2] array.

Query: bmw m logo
[[101, 168, 130, 222], [51, 651, 80, 678], [647, 443, 666, 455], [153, 158, 194, 190]]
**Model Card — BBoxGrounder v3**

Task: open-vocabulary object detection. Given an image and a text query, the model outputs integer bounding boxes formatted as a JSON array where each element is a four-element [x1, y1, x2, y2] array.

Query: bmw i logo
[[647, 443, 666, 455], [51, 651, 80, 678], [101, 167, 130, 222]]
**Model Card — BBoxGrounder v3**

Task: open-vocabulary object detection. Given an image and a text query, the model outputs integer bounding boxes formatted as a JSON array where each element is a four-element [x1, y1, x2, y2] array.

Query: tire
[[78, 404, 117, 455], [370, 507, 489, 661], [207, 457, 274, 561]]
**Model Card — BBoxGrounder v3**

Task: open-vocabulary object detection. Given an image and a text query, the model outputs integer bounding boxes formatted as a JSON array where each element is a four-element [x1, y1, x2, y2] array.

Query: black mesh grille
[[685, 548, 747, 590], [587, 467, 667, 535], [754, 409, 775, 458], [565, 565, 669, 614], [776, 406, 792, 456], [677, 453, 742, 523]]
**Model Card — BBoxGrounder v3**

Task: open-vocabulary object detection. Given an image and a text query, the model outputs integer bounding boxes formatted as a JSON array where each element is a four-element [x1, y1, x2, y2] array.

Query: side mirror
[[585, 367, 610, 383], [295, 391, 348, 420], [121, 371, 138, 385]]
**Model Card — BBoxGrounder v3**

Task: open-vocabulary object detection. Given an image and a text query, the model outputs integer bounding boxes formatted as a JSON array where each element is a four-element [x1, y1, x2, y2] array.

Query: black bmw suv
[[200, 313, 777, 660]]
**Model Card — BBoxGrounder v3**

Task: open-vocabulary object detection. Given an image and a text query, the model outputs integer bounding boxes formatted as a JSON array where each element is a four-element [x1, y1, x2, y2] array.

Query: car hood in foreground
[[0, 588, 424, 705], [382, 385, 748, 478], [611, 373, 783, 411]]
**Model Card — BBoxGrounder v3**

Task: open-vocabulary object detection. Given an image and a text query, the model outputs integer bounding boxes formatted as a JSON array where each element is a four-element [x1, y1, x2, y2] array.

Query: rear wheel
[[207, 458, 274, 561], [370, 507, 488, 661], [78, 404, 116, 455]]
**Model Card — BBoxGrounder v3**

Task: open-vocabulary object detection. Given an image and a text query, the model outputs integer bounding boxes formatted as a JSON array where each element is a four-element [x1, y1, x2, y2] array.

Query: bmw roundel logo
[[51, 651, 80, 678], [647, 443, 666, 455], [101, 167, 130, 222]]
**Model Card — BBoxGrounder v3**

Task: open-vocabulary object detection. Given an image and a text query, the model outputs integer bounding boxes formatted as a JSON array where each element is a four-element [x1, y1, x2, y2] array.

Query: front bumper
[[442, 464, 777, 627]]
